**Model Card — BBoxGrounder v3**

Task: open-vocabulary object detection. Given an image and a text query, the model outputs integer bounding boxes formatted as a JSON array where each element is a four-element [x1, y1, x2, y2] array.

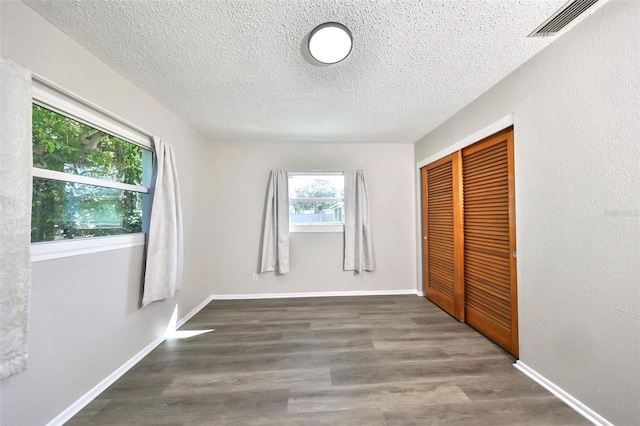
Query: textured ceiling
[[24, 0, 573, 144]]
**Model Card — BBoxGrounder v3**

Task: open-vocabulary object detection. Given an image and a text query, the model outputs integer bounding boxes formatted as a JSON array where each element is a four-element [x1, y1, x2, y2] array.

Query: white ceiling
[[24, 0, 572, 144]]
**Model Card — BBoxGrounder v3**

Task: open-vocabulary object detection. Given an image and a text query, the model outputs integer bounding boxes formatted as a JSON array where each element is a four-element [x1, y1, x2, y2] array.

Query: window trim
[[290, 224, 344, 233], [30, 77, 154, 253], [32, 77, 152, 150], [32, 167, 149, 194], [289, 197, 342, 203], [31, 233, 146, 262], [288, 171, 345, 233]]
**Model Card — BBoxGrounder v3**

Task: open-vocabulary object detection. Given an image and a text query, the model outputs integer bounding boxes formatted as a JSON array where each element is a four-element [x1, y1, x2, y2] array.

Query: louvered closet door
[[421, 153, 464, 320], [462, 128, 518, 356]]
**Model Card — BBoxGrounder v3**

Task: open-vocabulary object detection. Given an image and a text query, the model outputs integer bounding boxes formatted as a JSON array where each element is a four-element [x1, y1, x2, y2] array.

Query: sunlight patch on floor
[[165, 305, 214, 340]]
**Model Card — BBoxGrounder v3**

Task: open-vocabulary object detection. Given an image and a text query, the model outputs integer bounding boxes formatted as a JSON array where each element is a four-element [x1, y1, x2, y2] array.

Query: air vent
[[529, 0, 599, 37]]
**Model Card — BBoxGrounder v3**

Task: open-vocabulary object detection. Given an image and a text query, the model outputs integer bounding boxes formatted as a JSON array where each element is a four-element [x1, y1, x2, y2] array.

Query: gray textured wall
[[0, 2, 214, 424], [414, 2, 640, 424], [209, 141, 417, 296]]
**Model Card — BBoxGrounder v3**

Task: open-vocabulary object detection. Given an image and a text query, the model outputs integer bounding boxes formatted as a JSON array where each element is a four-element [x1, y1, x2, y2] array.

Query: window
[[31, 99, 152, 244], [288, 173, 344, 232]]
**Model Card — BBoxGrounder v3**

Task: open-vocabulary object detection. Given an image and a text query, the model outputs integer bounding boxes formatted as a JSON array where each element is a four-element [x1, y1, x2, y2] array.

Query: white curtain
[[260, 170, 289, 274], [344, 170, 376, 273], [0, 59, 32, 379], [142, 137, 184, 306]]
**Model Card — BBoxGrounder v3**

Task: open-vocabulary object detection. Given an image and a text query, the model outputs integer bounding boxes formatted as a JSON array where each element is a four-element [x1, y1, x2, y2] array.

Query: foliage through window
[[288, 173, 344, 229], [31, 104, 151, 243]]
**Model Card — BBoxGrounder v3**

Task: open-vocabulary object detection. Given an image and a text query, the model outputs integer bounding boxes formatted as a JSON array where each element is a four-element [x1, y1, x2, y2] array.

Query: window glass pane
[[288, 174, 344, 199], [290, 201, 345, 225], [288, 174, 345, 227], [32, 104, 145, 185], [31, 177, 143, 243]]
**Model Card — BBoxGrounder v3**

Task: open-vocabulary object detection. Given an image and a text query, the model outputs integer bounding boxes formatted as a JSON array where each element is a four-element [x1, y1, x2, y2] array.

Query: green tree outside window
[[31, 105, 148, 242]]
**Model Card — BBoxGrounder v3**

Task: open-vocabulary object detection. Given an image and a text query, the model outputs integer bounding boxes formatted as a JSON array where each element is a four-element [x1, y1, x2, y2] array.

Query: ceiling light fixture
[[308, 22, 352, 64]]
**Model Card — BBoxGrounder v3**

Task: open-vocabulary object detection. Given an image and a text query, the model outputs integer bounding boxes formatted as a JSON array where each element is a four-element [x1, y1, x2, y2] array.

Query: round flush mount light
[[308, 22, 352, 64]]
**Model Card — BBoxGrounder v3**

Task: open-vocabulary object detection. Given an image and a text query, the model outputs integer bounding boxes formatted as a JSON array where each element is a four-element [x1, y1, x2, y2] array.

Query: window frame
[[288, 171, 345, 233], [30, 78, 153, 260]]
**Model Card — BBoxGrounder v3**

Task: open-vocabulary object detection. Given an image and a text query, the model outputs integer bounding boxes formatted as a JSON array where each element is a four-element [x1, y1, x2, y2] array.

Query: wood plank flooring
[[68, 296, 588, 425]]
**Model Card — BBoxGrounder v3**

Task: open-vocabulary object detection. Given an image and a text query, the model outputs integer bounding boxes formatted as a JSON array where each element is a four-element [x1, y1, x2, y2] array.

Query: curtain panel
[[344, 169, 376, 273], [260, 170, 290, 274], [0, 58, 33, 379], [142, 137, 184, 306]]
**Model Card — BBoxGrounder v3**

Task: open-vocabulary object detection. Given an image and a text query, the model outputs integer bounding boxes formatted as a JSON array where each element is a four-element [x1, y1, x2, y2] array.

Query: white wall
[[0, 2, 214, 424], [414, 1, 639, 424], [210, 142, 417, 296]]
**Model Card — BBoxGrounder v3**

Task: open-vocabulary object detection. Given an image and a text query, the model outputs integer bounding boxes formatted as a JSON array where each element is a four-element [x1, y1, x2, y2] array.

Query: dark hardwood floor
[[69, 295, 588, 425]]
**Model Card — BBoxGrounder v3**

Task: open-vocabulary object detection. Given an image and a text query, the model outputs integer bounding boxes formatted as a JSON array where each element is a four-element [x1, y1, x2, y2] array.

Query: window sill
[[290, 225, 344, 233], [31, 233, 146, 262]]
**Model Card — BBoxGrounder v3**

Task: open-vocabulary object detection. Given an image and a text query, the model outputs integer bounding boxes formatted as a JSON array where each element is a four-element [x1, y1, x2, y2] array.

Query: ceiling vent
[[529, 0, 598, 37]]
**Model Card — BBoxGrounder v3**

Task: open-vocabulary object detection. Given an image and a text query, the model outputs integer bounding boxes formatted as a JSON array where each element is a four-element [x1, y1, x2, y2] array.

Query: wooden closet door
[[462, 128, 518, 356], [421, 153, 464, 320]]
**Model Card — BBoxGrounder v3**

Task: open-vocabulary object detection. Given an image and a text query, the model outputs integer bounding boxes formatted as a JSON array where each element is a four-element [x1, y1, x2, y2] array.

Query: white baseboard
[[416, 291, 425, 297], [514, 361, 612, 426], [47, 294, 215, 426], [211, 289, 420, 300]]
